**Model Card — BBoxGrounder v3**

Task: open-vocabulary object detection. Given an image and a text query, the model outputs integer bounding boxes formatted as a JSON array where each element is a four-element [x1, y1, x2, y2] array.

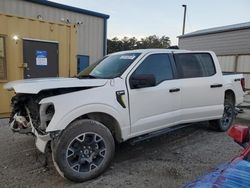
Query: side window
[[0, 37, 6, 80], [132, 53, 173, 85], [198, 54, 216, 76], [174, 53, 216, 79]]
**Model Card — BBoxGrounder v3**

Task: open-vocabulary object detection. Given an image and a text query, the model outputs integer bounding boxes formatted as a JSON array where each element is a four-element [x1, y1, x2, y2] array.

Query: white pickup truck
[[4, 49, 245, 182]]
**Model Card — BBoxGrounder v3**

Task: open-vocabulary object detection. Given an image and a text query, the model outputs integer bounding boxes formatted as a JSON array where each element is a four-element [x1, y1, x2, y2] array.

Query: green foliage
[[107, 35, 171, 54]]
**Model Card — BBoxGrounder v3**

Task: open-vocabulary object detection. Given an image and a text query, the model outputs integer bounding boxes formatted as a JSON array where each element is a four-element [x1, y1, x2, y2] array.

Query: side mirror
[[228, 125, 249, 148], [130, 74, 156, 89]]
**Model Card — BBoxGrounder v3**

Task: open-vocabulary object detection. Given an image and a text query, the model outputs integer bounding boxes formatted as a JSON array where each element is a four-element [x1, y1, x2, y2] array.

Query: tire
[[52, 119, 115, 182], [209, 99, 235, 132]]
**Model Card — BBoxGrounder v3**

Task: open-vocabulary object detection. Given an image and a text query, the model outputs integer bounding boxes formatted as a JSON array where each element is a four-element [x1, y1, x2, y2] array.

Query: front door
[[23, 39, 58, 79], [127, 53, 181, 136]]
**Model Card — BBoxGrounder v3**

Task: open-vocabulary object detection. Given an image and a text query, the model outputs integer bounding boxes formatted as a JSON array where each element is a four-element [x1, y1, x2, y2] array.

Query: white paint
[[3, 77, 108, 93]]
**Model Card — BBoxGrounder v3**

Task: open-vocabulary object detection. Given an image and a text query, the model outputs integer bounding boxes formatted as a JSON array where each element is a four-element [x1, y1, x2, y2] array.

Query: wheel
[[52, 119, 115, 182], [209, 99, 235, 132]]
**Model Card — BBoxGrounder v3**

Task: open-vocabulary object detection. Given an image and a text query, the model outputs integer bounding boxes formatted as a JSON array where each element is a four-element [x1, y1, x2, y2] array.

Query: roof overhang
[[23, 0, 110, 19], [178, 22, 250, 39]]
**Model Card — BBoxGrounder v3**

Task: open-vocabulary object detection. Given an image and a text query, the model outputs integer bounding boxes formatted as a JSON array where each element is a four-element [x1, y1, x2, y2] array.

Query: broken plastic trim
[[39, 103, 55, 131]]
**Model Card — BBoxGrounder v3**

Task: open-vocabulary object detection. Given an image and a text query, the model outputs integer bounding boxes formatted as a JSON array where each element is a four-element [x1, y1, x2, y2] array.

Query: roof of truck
[[111, 49, 191, 55]]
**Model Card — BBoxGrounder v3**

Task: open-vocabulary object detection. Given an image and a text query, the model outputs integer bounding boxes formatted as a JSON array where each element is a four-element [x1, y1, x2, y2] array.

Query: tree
[[107, 35, 171, 54]]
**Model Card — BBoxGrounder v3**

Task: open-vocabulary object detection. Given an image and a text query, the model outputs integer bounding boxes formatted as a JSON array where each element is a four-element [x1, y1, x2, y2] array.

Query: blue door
[[77, 55, 89, 73]]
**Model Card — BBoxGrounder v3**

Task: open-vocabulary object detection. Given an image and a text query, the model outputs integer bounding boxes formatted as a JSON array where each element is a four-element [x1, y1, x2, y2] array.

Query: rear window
[[174, 53, 216, 79]]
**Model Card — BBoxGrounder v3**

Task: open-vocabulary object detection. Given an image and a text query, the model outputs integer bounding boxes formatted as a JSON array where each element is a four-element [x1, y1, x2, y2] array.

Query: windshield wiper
[[76, 75, 98, 79]]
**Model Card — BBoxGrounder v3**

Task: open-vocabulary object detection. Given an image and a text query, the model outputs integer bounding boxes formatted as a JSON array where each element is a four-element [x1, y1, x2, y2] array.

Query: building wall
[[218, 54, 250, 89], [0, 13, 76, 117], [178, 29, 250, 55], [0, 0, 105, 64]]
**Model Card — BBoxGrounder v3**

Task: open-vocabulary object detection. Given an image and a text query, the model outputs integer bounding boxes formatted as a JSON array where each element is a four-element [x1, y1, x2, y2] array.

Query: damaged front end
[[9, 94, 55, 152]]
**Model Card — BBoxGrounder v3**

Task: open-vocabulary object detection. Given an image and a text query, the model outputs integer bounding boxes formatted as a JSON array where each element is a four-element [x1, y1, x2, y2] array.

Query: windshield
[[77, 53, 141, 79]]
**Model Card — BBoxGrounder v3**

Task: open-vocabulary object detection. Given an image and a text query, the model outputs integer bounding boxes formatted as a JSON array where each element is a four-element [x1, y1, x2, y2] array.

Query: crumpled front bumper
[[31, 126, 51, 153]]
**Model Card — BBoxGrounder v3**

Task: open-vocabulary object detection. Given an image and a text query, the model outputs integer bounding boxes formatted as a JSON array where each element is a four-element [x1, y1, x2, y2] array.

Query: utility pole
[[182, 4, 187, 35]]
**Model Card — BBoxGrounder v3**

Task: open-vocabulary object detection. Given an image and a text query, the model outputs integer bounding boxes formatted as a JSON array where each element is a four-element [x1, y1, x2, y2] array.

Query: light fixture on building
[[37, 14, 43, 20], [12, 35, 20, 44], [76, 21, 83, 26], [60, 17, 71, 24]]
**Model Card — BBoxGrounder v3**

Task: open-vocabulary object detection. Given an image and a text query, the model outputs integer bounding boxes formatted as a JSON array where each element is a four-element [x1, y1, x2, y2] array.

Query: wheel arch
[[46, 104, 125, 142], [225, 89, 236, 105], [80, 112, 123, 143]]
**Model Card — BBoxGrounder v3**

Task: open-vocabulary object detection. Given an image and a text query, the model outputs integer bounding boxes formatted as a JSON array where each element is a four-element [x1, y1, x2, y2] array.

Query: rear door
[[173, 52, 224, 122], [127, 53, 181, 136], [23, 39, 58, 79]]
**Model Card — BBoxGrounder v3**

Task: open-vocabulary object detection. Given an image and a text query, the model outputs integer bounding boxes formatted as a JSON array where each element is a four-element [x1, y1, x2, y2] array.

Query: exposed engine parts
[[10, 111, 32, 134], [9, 88, 89, 135], [10, 114, 29, 129], [9, 94, 54, 135]]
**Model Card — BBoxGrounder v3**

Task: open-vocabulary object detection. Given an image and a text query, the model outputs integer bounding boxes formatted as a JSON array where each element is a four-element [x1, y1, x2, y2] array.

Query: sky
[[51, 0, 250, 45]]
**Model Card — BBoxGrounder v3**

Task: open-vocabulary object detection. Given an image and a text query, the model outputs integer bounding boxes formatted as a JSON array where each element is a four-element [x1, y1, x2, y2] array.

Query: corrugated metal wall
[[217, 56, 235, 72], [0, 0, 105, 64], [0, 13, 77, 117], [178, 29, 250, 55], [218, 54, 250, 89]]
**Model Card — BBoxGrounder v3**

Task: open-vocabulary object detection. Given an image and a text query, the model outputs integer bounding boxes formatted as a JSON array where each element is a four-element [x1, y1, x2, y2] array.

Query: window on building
[[174, 53, 216, 79], [132, 53, 173, 85], [0, 37, 6, 80]]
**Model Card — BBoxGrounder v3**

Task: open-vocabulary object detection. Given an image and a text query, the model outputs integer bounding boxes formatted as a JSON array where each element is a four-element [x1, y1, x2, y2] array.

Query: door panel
[[179, 76, 224, 121], [173, 52, 224, 122], [129, 80, 181, 135], [23, 40, 58, 79], [127, 53, 181, 136]]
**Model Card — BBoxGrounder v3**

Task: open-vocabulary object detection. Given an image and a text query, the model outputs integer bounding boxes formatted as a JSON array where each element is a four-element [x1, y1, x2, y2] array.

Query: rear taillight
[[241, 78, 246, 92]]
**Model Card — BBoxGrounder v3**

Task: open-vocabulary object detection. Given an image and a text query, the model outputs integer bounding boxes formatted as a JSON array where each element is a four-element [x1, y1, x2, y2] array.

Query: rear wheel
[[52, 119, 115, 182], [209, 99, 235, 132]]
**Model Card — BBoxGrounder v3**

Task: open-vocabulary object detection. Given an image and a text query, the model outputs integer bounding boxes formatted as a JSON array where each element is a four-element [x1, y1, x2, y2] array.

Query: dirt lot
[[0, 110, 250, 188]]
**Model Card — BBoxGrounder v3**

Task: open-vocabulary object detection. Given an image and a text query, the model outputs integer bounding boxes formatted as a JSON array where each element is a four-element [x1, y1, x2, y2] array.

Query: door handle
[[210, 84, 223, 88], [234, 78, 241, 82], [169, 88, 180, 93]]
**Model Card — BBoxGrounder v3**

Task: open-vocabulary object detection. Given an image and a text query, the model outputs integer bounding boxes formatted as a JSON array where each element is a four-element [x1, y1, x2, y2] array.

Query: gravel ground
[[0, 110, 249, 188]]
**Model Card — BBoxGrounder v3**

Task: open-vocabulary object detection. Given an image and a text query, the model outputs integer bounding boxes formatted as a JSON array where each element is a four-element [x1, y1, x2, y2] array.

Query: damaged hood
[[3, 77, 108, 94]]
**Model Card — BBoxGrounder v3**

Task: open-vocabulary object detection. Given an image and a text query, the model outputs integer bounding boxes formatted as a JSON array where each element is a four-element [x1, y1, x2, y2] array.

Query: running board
[[237, 105, 250, 110], [128, 123, 192, 145]]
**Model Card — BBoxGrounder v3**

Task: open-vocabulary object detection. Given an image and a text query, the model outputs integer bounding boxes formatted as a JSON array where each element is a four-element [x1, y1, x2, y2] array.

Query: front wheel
[[209, 99, 235, 132], [52, 119, 115, 182]]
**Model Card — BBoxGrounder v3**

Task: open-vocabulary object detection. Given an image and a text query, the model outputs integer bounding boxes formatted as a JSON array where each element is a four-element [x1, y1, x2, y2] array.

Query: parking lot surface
[[0, 111, 249, 188]]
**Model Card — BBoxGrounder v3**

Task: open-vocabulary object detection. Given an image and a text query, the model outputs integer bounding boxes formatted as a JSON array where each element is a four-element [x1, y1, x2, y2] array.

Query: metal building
[[0, 0, 109, 117], [178, 22, 250, 89], [0, 0, 109, 66]]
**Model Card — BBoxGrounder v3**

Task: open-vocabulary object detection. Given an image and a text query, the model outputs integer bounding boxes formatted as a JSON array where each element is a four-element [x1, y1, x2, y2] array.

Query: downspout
[[103, 18, 108, 56]]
